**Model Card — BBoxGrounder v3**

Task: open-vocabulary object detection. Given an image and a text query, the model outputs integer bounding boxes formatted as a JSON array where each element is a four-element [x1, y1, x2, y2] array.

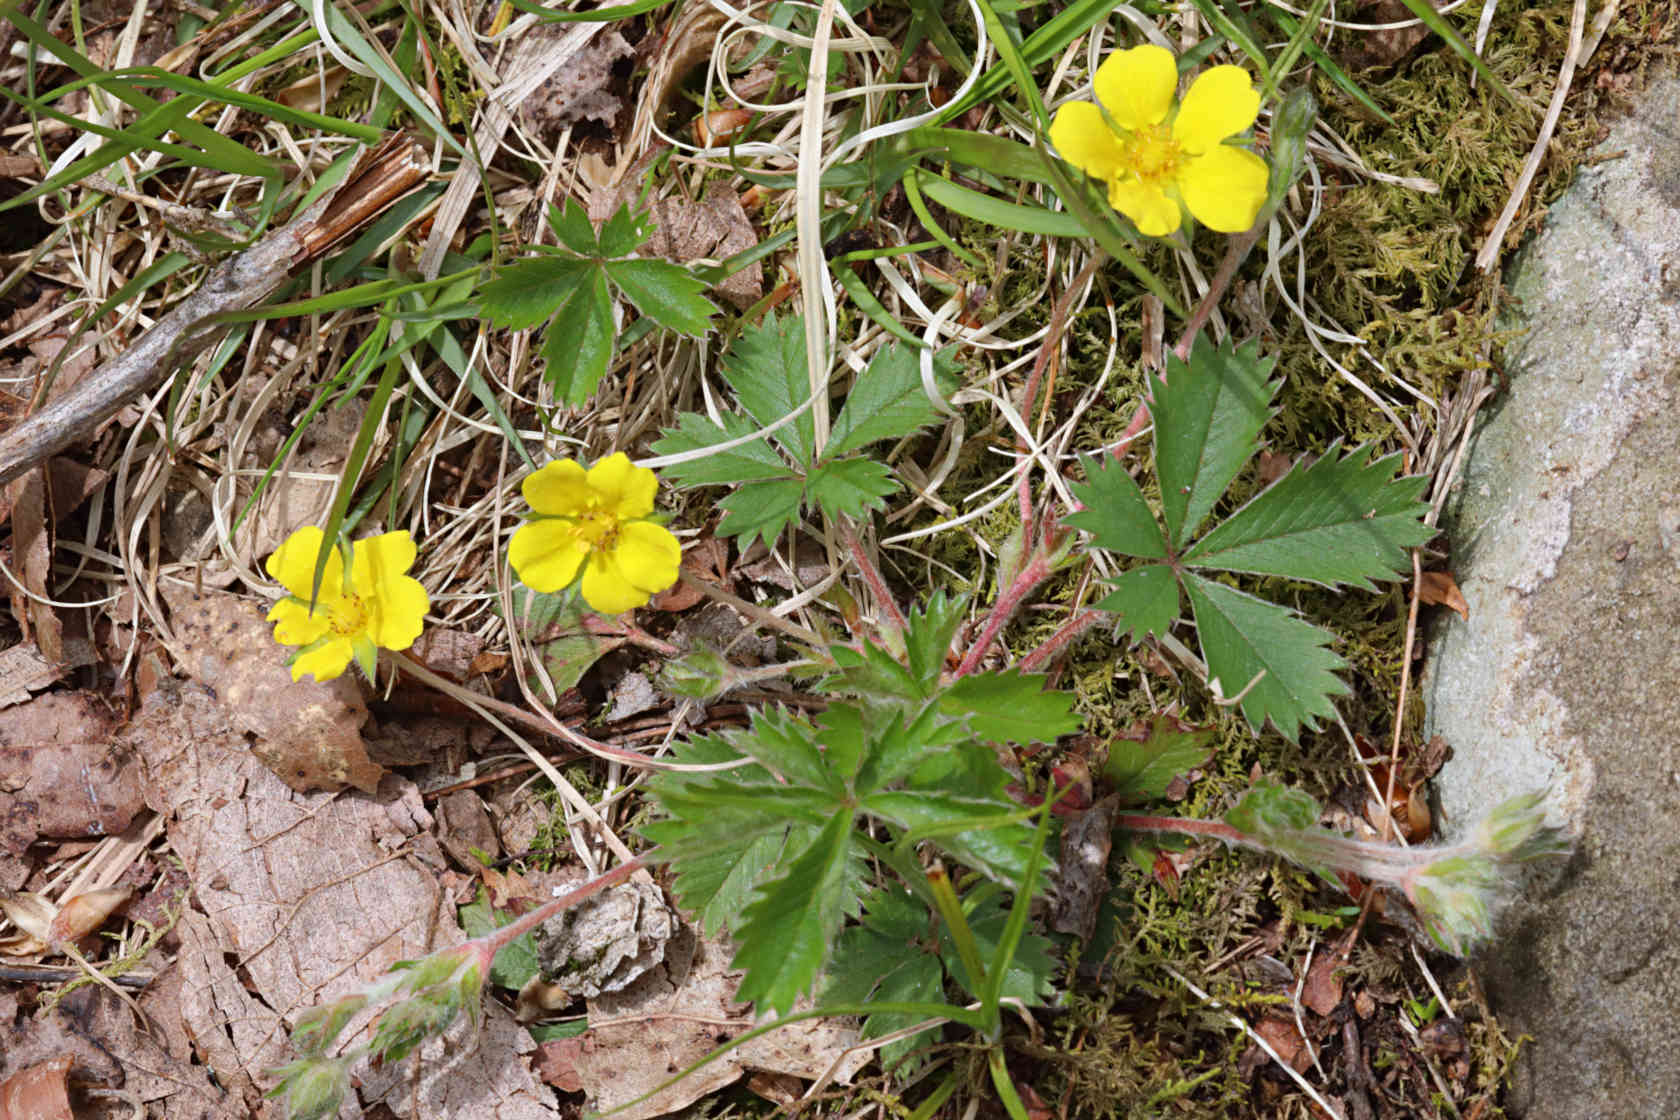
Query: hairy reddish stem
[[1114, 813, 1246, 845], [956, 546, 1055, 678], [1016, 609, 1105, 675], [472, 856, 649, 962], [841, 526, 908, 634]]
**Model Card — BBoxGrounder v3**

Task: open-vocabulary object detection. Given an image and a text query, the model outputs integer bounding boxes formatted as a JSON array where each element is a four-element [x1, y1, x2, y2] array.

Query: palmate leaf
[[1183, 442, 1433, 588], [731, 811, 867, 1015], [478, 255, 593, 331], [1181, 573, 1349, 738], [1065, 455, 1168, 559], [1149, 336, 1278, 549], [825, 888, 945, 1069], [536, 266, 614, 403], [826, 342, 957, 457], [806, 458, 898, 521], [652, 412, 790, 486]]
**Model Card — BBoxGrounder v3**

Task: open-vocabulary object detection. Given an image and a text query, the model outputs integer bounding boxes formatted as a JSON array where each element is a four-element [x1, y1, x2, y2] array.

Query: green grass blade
[[1264, 6, 1396, 126], [506, 0, 675, 22], [914, 174, 1086, 238]]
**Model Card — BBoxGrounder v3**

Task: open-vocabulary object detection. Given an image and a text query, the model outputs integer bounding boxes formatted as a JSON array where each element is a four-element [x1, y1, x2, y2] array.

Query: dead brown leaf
[[435, 789, 501, 869], [534, 1037, 586, 1092], [0, 692, 138, 856], [1417, 570, 1469, 620], [165, 588, 382, 793], [517, 29, 634, 135], [1335, 0, 1433, 69], [0, 1054, 74, 1120], [0, 639, 95, 709], [410, 628, 487, 682], [645, 187, 763, 309], [650, 538, 729, 612], [133, 681, 560, 1119], [1251, 1014, 1313, 1074], [5, 469, 62, 665], [571, 929, 868, 1119], [1301, 951, 1344, 1017]]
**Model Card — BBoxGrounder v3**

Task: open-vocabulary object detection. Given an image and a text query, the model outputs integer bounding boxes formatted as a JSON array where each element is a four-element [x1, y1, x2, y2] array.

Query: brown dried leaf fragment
[[0, 692, 138, 856], [0, 1054, 74, 1120], [1417, 569, 1469, 620], [164, 588, 382, 793]]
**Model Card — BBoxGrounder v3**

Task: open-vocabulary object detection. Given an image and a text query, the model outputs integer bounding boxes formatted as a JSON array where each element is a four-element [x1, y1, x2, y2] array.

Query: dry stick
[[0, 134, 430, 487]]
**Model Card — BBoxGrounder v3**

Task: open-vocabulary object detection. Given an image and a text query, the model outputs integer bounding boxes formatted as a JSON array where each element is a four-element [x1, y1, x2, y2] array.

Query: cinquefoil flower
[[266, 527, 430, 682], [1049, 44, 1268, 237], [508, 453, 681, 614]]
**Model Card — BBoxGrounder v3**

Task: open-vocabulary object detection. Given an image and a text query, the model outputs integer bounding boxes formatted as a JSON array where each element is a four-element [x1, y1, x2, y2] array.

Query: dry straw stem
[[0, 134, 430, 487]]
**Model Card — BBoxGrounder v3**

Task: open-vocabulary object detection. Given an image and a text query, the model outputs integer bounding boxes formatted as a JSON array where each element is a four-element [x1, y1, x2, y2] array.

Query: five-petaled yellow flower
[[1049, 44, 1269, 237], [266, 526, 430, 682], [508, 453, 682, 614]]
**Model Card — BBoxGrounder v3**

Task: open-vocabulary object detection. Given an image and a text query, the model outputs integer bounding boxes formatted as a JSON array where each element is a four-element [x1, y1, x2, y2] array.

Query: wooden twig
[[0, 133, 430, 487]]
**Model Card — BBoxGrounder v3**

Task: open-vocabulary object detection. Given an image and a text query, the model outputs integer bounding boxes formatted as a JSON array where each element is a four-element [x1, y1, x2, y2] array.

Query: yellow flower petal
[[266, 526, 344, 601], [368, 575, 429, 650], [1172, 65, 1260, 154], [1177, 144, 1269, 232], [522, 460, 592, 517], [1108, 178, 1182, 237], [267, 596, 334, 648], [1048, 101, 1126, 182], [585, 452, 658, 520], [1092, 44, 1177, 131], [579, 554, 650, 615], [348, 530, 417, 597], [509, 519, 589, 593], [291, 637, 354, 683], [611, 521, 682, 592]]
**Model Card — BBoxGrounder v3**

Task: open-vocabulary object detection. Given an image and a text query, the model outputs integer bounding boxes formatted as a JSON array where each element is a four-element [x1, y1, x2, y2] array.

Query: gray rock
[[1422, 75, 1680, 1118]]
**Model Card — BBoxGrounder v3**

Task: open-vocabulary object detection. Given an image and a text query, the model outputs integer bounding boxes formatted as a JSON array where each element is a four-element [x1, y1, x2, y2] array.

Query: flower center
[[576, 510, 622, 553], [1122, 124, 1183, 184], [329, 593, 369, 637]]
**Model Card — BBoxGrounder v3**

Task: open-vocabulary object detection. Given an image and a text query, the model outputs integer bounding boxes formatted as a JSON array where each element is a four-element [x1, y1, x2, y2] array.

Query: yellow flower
[[508, 453, 682, 614], [1049, 44, 1269, 237], [265, 526, 431, 682]]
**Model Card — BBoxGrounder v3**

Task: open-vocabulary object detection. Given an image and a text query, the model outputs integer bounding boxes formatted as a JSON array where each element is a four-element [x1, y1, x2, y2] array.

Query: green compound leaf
[[456, 889, 539, 990], [725, 313, 817, 465], [1181, 573, 1349, 738], [477, 254, 593, 331], [596, 203, 650, 258], [1101, 713, 1217, 804], [731, 810, 866, 1015], [825, 889, 945, 1069], [901, 591, 966, 691], [544, 197, 599, 256], [1150, 336, 1279, 549], [806, 458, 899, 521], [864, 788, 1037, 885], [651, 411, 790, 486], [826, 342, 955, 458], [1065, 454, 1168, 559], [1184, 442, 1433, 589], [1093, 564, 1179, 642], [607, 257, 720, 336], [939, 669, 1082, 746], [949, 893, 1057, 1005], [535, 264, 613, 404], [716, 476, 807, 550]]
